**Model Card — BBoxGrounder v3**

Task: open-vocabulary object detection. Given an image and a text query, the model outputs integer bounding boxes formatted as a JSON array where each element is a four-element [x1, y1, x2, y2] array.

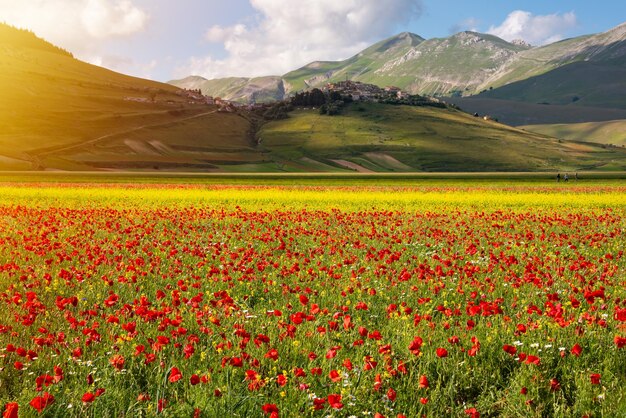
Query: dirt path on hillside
[[30, 109, 219, 160]]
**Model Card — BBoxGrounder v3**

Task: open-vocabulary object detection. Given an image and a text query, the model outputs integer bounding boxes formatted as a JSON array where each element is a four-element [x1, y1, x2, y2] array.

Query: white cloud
[[205, 24, 248, 43], [488, 10, 577, 46], [179, 0, 423, 79], [81, 0, 147, 38], [0, 0, 148, 55], [449, 17, 480, 34]]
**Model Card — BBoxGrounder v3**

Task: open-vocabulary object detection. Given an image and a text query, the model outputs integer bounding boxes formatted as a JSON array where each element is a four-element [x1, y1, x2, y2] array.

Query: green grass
[[1, 171, 625, 186], [259, 103, 626, 172], [523, 121, 626, 147]]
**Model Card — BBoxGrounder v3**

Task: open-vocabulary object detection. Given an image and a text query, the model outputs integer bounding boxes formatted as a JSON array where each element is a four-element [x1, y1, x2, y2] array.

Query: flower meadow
[[0, 182, 625, 417]]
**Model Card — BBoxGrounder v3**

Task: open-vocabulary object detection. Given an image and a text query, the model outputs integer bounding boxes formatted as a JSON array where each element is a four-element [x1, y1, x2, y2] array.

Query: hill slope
[[521, 121, 626, 147], [479, 22, 626, 93], [169, 75, 286, 103], [259, 103, 626, 172], [0, 23, 262, 171]]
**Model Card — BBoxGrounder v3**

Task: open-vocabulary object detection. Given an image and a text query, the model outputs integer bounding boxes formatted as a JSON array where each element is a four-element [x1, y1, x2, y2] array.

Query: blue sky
[[1, 0, 625, 81]]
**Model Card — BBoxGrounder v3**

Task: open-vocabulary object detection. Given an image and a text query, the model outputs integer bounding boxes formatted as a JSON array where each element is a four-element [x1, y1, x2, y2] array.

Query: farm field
[[0, 179, 625, 417]]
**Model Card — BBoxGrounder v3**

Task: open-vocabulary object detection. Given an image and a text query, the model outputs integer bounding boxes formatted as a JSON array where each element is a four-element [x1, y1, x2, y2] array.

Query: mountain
[[289, 22, 626, 101], [178, 22, 626, 115], [446, 23, 626, 126], [284, 31, 528, 96], [477, 22, 626, 93], [283, 32, 425, 92], [169, 75, 286, 103], [177, 31, 529, 101], [0, 23, 262, 171]]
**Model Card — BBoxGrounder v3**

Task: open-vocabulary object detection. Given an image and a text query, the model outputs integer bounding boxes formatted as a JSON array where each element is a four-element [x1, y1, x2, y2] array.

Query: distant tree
[[309, 89, 326, 106], [329, 91, 342, 102], [291, 89, 326, 107]]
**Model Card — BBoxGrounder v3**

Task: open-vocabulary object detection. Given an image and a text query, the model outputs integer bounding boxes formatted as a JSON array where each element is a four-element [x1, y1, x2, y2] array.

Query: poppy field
[[0, 181, 625, 417]]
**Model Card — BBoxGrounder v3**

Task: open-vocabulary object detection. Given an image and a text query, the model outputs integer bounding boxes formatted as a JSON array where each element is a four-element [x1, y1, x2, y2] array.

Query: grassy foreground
[[0, 180, 625, 417]]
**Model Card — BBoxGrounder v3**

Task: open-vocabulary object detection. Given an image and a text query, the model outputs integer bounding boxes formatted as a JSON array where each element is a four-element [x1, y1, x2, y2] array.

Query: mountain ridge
[[172, 22, 626, 109]]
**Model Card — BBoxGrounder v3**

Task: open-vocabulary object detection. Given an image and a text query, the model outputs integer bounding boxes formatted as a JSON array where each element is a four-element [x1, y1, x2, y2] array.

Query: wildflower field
[[0, 179, 625, 417]]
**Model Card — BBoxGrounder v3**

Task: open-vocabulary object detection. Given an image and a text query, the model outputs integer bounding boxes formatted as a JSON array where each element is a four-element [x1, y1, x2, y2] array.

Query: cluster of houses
[[176, 89, 247, 113], [323, 80, 409, 101]]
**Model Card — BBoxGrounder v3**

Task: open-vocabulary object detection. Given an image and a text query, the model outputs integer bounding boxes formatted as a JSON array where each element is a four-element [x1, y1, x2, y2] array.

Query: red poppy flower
[[82, 392, 96, 403], [465, 407, 480, 418], [419, 375, 429, 389], [571, 343, 582, 356], [30, 393, 54, 413], [190, 374, 200, 385], [408, 336, 423, 355], [590, 373, 601, 385], [169, 367, 182, 383], [261, 403, 279, 415], [328, 394, 343, 409], [436, 348, 448, 358], [502, 345, 517, 355], [550, 378, 561, 392], [524, 355, 540, 365], [157, 398, 167, 413], [109, 355, 125, 371], [3, 402, 18, 418], [313, 398, 326, 410], [265, 348, 279, 360]]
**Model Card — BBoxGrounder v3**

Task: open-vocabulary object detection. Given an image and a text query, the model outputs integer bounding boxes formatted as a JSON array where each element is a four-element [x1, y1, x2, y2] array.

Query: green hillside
[[477, 59, 626, 109], [0, 23, 262, 171], [481, 23, 626, 91], [522, 120, 626, 147], [259, 103, 626, 172]]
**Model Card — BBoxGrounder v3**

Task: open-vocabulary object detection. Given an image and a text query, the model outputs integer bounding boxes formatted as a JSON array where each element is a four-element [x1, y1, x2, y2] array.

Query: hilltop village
[[175, 80, 449, 119]]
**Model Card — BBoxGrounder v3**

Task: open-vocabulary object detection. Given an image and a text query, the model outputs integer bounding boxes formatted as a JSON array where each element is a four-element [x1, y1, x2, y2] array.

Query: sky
[[1, 0, 625, 82]]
